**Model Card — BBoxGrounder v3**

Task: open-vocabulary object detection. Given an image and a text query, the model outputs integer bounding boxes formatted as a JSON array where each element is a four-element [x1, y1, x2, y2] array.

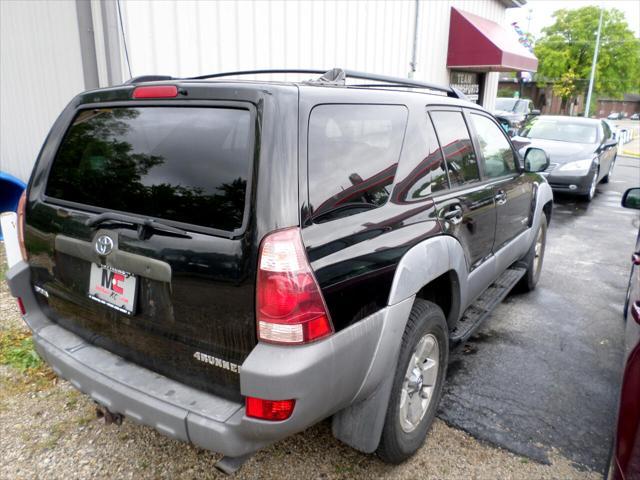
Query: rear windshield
[[45, 107, 252, 232]]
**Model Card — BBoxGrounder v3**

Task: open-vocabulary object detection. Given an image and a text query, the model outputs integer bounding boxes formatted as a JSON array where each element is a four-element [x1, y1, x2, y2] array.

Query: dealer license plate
[[88, 264, 137, 315]]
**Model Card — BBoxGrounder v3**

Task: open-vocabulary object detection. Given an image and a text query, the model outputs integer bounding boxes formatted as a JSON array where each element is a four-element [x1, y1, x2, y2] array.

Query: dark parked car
[[610, 188, 640, 480], [6, 69, 553, 473], [493, 97, 539, 135], [513, 115, 618, 201]]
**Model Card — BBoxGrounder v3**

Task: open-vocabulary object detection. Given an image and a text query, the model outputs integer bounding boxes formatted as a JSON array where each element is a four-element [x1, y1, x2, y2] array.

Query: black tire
[[517, 215, 548, 292], [376, 300, 448, 464], [581, 168, 599, 202]]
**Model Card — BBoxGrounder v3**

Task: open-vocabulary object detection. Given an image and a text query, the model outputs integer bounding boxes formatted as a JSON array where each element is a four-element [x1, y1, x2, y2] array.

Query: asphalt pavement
[[438, 154, 640, 473]]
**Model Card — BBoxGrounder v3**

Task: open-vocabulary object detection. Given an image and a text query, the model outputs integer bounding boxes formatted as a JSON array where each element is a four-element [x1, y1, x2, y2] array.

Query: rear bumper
[[6, 260, 406, 458]]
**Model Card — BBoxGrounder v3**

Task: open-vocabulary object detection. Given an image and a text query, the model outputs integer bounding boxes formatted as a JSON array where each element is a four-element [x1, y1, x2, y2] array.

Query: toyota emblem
[[95, 235, 114, 256]]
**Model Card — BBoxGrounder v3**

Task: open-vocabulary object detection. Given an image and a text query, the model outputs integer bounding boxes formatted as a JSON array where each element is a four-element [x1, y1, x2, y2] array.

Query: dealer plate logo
[[95, 235, 114, 256]]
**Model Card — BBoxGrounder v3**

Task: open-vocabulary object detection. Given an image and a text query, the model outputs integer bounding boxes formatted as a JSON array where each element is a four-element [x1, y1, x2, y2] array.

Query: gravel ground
[[0, 245, 600, 479]]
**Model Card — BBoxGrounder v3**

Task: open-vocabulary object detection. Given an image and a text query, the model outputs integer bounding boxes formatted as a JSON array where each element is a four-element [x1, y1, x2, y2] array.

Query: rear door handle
[[632, 252, 640, 265], [495, 190, 507, 205], [441, 205, 463, 225]]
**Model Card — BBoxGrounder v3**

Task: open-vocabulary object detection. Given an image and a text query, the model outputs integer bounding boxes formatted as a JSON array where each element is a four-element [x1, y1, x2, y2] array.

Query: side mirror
[[600, 138, 618, 150], [529, 109, 541, 116], [524, 147, 550, 173], [622, 188, 640, 210]]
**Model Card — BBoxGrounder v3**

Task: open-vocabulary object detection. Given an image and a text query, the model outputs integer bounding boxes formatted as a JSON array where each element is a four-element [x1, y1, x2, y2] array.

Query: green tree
[[534, 6, 640, 108]]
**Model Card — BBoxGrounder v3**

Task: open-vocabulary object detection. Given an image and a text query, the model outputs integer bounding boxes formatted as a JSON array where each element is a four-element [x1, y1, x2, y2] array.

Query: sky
[[505, 0, 640, 38]]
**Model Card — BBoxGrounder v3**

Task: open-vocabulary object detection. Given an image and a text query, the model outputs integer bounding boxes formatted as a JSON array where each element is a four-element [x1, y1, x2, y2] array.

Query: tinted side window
[[470, 114, 517, 178], [46, 107, 252, 232], [602, 121, 612, 139], [308, 104, 408, 221], [394, 116, 449, 202], [430, 111, 480, 186]]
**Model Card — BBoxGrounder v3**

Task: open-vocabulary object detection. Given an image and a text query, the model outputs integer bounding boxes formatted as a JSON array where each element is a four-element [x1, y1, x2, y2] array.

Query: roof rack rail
[[124, 75, 175, 84], [185, 68, 467, 100]]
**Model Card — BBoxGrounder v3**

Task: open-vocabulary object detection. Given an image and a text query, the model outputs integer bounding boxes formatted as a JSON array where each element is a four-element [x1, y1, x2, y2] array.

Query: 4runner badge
[[193, 351, 240, 373], [95, 235, 114, 256]]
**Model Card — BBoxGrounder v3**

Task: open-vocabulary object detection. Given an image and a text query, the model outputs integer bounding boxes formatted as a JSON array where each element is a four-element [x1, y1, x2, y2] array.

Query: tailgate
[[24, 103, 258, 401]]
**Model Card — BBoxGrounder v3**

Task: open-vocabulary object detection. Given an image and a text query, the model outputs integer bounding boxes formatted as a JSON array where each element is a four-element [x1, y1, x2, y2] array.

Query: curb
[[622, 151, 640, 158]]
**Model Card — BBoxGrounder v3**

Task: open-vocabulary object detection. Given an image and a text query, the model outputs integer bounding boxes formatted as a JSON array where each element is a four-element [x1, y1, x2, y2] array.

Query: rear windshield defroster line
[[45, 106, 253, 233]]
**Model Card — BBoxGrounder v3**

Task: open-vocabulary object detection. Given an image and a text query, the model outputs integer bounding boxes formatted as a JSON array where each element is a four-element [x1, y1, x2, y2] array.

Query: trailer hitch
[[95, 404, 124, 425]]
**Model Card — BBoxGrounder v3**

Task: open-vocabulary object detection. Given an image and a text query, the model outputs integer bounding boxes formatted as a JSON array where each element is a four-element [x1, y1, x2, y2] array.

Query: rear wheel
[[517, 215, 547, 292], [376, 300, 448, 464]]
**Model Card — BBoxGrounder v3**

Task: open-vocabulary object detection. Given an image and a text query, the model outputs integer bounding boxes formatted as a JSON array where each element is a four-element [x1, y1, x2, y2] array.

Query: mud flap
[[331, 372, 395, 453]]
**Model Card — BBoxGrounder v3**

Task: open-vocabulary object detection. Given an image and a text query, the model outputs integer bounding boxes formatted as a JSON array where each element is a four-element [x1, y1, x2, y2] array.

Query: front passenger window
[[470, 114, 517, 178], [430, 111, 480, 187]]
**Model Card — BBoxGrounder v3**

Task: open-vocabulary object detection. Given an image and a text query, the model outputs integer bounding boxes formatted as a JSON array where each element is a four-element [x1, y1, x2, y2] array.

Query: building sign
[[450, 71, 482, 103]]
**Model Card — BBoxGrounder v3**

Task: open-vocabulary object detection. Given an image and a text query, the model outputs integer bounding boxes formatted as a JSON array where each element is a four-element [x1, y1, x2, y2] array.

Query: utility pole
[[584, 8, 603, 118]]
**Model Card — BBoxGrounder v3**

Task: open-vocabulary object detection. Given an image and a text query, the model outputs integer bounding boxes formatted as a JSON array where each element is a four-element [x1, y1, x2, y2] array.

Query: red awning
[[447, 8, 538, 72]]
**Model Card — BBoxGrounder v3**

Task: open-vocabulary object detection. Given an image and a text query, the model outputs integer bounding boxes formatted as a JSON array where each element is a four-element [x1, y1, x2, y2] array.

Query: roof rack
[[185, 68, 467, 100]]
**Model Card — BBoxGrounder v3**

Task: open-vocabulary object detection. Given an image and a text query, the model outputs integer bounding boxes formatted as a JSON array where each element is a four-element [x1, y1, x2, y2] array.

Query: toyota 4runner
[[7, 68, 553, 473]]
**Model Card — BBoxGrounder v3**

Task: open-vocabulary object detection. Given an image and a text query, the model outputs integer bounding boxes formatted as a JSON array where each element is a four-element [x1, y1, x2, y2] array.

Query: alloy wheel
[[399, 334, 440, 433]]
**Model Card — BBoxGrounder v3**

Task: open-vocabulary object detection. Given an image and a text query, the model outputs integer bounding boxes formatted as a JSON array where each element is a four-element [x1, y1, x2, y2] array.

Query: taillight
[[16, 191, 27, 261], [131, 85, 178, 99], [246, 397, 295, 421], [256, 228, 333, 344]]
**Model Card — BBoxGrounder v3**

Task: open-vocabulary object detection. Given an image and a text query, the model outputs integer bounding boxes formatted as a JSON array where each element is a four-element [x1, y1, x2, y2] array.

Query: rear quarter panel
[[297, 87, 445, 332]]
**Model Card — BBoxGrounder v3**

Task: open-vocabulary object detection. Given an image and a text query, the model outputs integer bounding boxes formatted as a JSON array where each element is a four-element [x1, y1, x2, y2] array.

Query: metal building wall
[[119, 0, 508, 109], [119, 0, 417, 79], [0, 0, 86, 183]]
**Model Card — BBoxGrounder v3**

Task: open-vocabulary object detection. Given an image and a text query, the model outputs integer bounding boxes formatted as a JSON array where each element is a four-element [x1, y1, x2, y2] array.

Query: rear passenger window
[[308, 104, 408, 221], [395, 117, 449, 202], [470, 114, 517, 178], [430, 111, 480, 187]]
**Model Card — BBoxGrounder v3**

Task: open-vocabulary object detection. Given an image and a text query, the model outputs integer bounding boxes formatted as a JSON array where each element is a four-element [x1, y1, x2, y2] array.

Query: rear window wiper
[[85, 212, 191, 239]]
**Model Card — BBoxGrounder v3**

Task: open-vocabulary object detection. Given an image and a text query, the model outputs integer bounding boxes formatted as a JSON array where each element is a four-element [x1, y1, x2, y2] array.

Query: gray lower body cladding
[[6, 260, 413, 457]]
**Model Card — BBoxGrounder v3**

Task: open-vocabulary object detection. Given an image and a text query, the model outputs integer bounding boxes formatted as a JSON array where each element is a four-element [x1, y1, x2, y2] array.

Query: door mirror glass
[[622, 188, 640, 210], [530, 109, 541, 116], [524, 147, 550, 173]]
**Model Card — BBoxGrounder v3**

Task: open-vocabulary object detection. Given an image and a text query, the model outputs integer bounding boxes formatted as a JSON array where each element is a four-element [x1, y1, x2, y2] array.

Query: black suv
[[7, 69, 553, 473]]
